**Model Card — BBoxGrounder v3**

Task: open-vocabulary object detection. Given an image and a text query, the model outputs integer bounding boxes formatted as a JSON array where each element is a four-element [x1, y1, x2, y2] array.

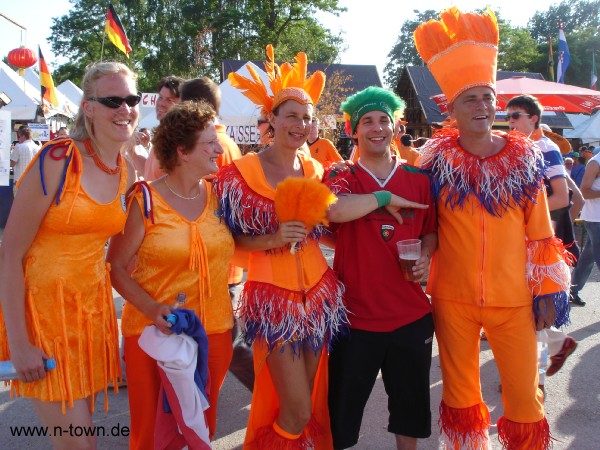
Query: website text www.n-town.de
[[9, 423, 129, 438]]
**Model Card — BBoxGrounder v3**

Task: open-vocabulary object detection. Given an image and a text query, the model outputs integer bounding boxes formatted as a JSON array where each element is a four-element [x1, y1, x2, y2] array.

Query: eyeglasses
[[505, 112, 531, 121], [257, 119, 269, 126], [89, 93, 142, 109]]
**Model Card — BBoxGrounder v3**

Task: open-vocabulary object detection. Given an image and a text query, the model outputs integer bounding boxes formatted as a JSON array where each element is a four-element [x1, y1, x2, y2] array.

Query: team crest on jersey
[[120, 194, 127, 212], [381, 224, 394, 241]]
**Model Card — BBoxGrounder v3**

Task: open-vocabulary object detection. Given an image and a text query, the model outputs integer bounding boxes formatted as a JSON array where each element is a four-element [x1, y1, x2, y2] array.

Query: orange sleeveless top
[[121, 181, 234, 336]]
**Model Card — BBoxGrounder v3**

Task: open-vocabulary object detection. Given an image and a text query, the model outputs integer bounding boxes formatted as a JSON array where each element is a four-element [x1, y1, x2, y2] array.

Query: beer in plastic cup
[[397, 239, 421, 282]]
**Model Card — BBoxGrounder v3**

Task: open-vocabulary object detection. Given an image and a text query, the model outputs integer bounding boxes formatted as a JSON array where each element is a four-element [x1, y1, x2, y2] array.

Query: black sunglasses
[[89, 93, 142, 109], [505, 112, 531, 121], [257, 119, 269, 125]]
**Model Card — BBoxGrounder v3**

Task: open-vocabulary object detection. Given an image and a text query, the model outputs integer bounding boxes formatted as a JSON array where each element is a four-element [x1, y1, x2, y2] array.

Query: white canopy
[[218, 62, 271, 144], [219, 61, 270, 127], [0, 60, 41, 120], [564, 111, 600, 145], [23, 68, 78, 118], [57, 80, 83, 106]]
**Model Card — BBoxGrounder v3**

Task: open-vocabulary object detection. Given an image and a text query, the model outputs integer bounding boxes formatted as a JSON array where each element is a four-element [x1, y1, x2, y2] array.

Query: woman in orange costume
[[0, 61, 138, 449], [217, 46, 348, 449], [107, 101, 234, 448]]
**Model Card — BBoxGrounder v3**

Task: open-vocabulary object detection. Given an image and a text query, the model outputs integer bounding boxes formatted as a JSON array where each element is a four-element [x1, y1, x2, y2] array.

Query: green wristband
[[372, 190, 392, 208]]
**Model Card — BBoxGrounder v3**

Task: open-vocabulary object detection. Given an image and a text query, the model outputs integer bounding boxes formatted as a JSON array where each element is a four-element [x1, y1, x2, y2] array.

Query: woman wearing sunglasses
[[0, 61, 138, 449], [107, 101, 234, 449]]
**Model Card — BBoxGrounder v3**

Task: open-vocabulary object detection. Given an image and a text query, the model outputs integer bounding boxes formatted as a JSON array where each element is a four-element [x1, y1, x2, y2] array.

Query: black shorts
[[328, 313, 434, 449]]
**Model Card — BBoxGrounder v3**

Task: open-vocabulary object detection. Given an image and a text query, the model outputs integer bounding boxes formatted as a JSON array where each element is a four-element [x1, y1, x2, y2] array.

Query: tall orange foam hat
[[228, 44, 326, 116], [413, 7, 499, 104]]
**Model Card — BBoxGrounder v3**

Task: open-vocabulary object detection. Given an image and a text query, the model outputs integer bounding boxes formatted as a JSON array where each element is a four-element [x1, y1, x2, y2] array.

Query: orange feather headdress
[[413, 7, 499, 105], [228, 45, 326, 116]]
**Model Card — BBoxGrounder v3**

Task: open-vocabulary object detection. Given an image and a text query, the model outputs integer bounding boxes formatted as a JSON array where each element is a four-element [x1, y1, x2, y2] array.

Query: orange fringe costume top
[[216, 153, 347, 353], [0, 138, 126, 413], [121, 181, 234, 336]]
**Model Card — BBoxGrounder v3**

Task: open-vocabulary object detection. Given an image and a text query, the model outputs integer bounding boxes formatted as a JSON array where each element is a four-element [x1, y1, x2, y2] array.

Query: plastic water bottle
[[166, 292, 186, 325], [0, 358, 56, 381], [538, 341, 549, 377]]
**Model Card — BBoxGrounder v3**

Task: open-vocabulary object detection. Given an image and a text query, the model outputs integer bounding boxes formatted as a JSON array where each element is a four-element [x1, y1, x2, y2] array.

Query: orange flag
[[105, 3, 132, 56], [38, 46, 59, 108]]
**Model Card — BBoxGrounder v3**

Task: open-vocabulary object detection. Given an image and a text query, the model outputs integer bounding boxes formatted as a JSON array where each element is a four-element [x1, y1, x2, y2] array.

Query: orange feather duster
[[274, 177, 337, 252]]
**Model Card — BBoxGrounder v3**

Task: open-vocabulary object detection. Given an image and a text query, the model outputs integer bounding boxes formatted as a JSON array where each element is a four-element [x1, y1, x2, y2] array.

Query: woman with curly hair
[[107, 101, 234, 448]]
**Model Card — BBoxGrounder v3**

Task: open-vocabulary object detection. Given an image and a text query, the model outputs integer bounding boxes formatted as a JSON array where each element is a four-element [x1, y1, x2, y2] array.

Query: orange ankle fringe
[[497, 416, 553, 450], [439, 401, 491, 449]]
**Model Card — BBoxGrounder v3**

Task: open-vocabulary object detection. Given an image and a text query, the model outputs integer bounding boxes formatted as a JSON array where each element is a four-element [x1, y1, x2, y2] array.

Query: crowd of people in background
[[2, 7, 600, 450]]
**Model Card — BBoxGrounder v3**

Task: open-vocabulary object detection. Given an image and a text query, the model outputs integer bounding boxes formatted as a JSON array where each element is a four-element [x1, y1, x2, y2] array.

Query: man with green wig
[[325, 87, 438, 450]]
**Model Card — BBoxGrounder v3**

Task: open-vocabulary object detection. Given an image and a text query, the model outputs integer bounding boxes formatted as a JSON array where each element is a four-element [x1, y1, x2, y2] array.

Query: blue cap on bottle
[[166, 314, 177, 325], [44, 359, 56, 371]]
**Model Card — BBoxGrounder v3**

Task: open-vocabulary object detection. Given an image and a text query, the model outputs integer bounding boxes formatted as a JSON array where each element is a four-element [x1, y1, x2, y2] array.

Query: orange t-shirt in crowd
[[308, 137, 343, 167]]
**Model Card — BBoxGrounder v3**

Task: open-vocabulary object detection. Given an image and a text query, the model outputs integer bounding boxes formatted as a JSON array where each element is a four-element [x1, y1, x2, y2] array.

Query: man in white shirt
[[10, 125, 40, 196]]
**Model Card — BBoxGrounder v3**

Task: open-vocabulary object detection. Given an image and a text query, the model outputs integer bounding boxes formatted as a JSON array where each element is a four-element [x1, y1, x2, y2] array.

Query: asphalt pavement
[[1, 232, 598, 449]]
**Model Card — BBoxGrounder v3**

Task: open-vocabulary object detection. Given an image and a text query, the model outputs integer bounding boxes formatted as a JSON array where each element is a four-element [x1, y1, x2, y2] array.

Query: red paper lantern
[[7, 46, 37, 76]]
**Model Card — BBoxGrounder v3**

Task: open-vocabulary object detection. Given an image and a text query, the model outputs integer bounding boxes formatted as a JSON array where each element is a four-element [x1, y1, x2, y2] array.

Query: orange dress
[[0, 138, 126, 413], [216, 152, 347, 449]]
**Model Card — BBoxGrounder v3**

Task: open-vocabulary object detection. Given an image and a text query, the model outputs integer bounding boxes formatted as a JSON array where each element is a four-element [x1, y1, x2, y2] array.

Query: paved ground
[[1, 229, 599, 449]]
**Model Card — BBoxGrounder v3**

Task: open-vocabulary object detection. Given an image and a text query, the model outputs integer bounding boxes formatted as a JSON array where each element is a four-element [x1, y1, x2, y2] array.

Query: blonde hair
[[70, 61, 138, 155]]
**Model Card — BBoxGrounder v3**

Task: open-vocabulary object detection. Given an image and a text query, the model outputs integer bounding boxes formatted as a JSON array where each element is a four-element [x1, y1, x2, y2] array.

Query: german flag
[[105, 3, 132, 56], [38, 46, 59, 108]]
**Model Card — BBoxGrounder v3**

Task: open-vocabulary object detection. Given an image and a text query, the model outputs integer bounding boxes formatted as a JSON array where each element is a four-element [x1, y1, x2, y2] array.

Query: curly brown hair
[[152, 101, 216, 173]]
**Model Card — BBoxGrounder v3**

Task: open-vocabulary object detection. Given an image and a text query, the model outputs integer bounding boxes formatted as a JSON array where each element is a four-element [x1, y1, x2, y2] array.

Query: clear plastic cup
[[397, 239, 421, 282]]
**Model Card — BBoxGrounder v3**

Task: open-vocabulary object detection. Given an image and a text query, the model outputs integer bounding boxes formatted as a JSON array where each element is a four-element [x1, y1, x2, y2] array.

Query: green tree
[[497, 23, 539, 72], [48, 0, 345, 91], [528, 0, 600, 44], [383, 9, 438, 89]]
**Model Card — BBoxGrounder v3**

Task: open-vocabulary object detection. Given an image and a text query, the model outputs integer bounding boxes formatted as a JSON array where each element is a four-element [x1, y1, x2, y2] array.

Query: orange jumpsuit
[[0, 138, 126, 413], [419, 129, 571, 450], [122, 181, 234, 448], [216, 152, 348, 449]]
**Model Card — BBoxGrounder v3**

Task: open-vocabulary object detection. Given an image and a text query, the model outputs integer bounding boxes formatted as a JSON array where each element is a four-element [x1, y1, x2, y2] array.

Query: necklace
[[165, 176, 201, 200], [84, 139, 121, 175]]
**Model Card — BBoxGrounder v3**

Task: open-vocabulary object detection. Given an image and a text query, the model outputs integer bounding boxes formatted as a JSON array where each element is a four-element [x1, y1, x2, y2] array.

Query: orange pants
[[433, 300, 548, 449], [124, 330, 233, 449]]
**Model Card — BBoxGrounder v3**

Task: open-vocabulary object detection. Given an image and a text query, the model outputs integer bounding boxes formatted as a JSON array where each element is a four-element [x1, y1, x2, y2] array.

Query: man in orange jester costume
[[413, 8, 572, 450]]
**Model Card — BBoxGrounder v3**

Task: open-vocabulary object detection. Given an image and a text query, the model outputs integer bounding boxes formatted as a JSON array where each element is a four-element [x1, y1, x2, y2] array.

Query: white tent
[[0, 60, 41, 120], [564, 111, 600, 145], [219, 61, 270, 127], [138, 107, 159, 130], [23, 68, 78, 118], [219, 62, 271, 144], [57, 80, 83, 105]]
